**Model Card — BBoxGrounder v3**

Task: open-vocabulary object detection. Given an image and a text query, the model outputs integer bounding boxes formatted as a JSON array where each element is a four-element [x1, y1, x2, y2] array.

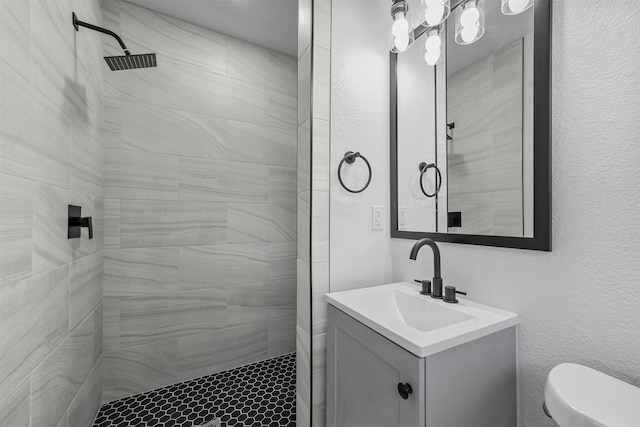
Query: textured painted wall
[[330, 0, 394, 293], [393, 1, 640, 426], [101, 0, 298, 403], [0, 0, 105, 425]]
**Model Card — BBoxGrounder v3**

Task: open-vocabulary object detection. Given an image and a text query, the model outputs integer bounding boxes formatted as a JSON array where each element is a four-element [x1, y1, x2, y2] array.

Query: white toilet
[[544, 363, 640, 427]]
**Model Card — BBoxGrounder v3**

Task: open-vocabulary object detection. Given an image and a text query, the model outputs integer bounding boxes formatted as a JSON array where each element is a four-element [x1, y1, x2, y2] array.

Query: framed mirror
[[390, 0, 551, 250]]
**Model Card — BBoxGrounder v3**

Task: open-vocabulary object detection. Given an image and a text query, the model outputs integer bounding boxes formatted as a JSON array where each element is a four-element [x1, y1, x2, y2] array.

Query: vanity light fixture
[[455, 0, 485, 45], [423, 27, 444, 66], [391, 0, 531, 59], [390, 0, 415, 53], [501, 0, 533, 15], [423, 0, 450, 26]]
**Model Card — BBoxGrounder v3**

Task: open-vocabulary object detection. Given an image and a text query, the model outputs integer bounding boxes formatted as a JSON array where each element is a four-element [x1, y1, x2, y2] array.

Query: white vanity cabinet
[[326, 305, 517, 427]]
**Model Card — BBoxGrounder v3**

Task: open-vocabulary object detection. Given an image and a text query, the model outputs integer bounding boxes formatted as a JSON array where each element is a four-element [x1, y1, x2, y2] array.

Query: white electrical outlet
[[398, 206, 407, 230], [372, 205, 384, 230]]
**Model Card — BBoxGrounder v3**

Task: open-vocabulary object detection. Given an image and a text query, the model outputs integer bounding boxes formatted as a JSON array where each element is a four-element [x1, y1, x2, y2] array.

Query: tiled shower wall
[[0, 0, 106, 425], [100, 0, 298, 402]]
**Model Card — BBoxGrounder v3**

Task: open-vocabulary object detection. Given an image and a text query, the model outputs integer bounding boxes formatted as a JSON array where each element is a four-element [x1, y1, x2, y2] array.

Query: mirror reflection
[[396, 0, 534, 238]]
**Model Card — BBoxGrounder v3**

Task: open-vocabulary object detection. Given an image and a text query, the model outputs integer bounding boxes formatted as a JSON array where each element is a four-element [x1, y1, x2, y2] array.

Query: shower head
[[73, 12, 157, 71], [104, 53, 157, 71]]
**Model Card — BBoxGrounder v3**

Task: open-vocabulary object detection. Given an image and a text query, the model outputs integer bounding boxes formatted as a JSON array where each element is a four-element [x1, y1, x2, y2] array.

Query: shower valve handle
[[68, 205, 93, 239]]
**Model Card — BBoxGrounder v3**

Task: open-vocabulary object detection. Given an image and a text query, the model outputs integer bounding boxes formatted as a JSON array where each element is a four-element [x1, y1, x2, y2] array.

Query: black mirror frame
[[390, 0, 551, 251]]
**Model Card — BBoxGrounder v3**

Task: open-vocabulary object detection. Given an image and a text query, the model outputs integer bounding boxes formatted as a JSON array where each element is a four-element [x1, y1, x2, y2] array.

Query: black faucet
[[409, 238, 443, 299]]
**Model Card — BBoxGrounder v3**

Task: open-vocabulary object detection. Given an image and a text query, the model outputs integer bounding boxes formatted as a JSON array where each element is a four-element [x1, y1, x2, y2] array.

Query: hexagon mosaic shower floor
[[93, 352, 296, 427]]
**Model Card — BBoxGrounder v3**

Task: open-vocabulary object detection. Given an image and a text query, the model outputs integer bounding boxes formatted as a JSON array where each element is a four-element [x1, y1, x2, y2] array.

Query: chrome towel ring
[[419, 162, 442, 198], [338, 151, 372, 193]]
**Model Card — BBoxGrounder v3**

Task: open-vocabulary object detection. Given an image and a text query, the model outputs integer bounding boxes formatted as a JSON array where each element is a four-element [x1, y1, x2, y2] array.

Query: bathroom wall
[[100, 0, 298, 402], [330, 0, 394, 293], [328, 0, 639, 426], [392, 1, 640, 426], [0, 0, 106, 425]]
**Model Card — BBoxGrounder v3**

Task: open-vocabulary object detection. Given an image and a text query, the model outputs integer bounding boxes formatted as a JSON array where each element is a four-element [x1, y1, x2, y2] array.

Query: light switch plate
[[372, 205, 384, 230], [398, 206, 407, 230]]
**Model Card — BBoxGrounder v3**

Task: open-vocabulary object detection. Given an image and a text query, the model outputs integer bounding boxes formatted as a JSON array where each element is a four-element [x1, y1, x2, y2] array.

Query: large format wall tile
[[0, 266, 69, 402], [228, 279, 296, 327], [30, 308, 97, 427], [70, 252, 103, 331], [179, 244, 269, 290], [71, 121, 104, 197], [0, 0, 30, 78], [268, 316, 296, 357], [103, 340, 177, 402], [0, 62, 71, 188], [227, 120, 297, 168], [119, 289, 227, 346], [105, 58, 180, 108], [228, 37, 297, 95], [103, 97, 122, 149], [179, 157, 269, 203], [176, 323, 268, 380], [228, 203, 296, 243], [104, 247, 180, 298], [268, 89, 298, 129], [120, 199, 227, 247], [0, 377, 30, 427], [105, 149, 179, 200], [103, 299, 120, 351], [0, 174, 33, 286], [268, 242, 297, 281], [179, 67, 270, 124], [269, 167, 298, 205], [122, 101, 227, 159], [31, 184, 72, 275], [67, 358, 102, 427], [104, 199, 120, 249], [120, 2, 227, 76]]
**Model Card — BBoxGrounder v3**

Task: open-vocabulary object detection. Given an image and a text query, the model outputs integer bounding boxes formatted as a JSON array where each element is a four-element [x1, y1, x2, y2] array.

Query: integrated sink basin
[[325, 281, 519, 357]]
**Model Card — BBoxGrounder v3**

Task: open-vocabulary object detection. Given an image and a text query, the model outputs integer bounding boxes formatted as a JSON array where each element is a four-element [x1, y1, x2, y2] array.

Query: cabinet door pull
[[397, 382, 413, 399]]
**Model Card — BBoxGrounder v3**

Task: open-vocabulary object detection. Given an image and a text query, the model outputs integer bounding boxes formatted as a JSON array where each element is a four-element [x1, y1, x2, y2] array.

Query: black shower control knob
[[443, 286, 467, 303], [397, 382, 413, 399]]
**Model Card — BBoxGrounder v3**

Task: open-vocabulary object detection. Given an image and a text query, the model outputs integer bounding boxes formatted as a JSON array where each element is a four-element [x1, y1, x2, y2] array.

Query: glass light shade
[[455, 0, 485, 45], [424, 49, 443, 66], [389, 27, 415, 53], [501, 0, 533, 15], [423, 28, 444, 66], [423, 0, 450, 27], [392, 12, 409, 37]]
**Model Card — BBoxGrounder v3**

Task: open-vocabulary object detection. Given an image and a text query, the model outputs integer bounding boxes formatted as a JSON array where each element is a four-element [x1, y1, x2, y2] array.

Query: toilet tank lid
[[544, 363, 640, 427]]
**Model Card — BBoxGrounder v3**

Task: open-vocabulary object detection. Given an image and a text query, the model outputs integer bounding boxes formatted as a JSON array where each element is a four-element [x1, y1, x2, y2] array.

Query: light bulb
[[505, 0, 532, 14], [392, 13, 409, 38], [424, 1, 445, 26], [424, 33, 441, 51], [460, 25, 479, 43], [394, 35, 410, 52], [424, 49, 442, 66], [460, 2, 479, 27]]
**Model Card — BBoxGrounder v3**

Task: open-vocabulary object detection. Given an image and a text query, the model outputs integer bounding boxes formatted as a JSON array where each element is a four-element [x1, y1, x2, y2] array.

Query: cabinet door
[[327, 306, 425, 427]]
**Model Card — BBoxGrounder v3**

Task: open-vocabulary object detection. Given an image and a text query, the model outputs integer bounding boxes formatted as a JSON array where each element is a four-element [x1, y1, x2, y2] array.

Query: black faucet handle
[[443, 285, 467, 303], [414, 279, 432, 295]]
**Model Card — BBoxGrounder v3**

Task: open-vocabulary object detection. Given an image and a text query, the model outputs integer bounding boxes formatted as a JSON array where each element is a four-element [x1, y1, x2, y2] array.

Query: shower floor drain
[[93, 352, 296, 426]]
